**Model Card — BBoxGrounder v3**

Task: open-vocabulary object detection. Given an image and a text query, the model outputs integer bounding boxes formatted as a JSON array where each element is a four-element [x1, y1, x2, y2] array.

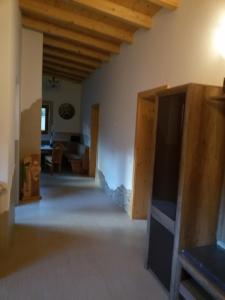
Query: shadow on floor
[[0, 224, 94, 279]]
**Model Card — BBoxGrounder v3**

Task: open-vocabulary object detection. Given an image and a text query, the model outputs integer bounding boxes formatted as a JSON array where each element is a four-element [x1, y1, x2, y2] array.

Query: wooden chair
[[45, 143, 64, 174]]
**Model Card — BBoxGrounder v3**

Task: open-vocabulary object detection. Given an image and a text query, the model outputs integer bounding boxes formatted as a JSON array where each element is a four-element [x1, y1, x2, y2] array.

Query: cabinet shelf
[[179, 245, 225, 300], [180, 279, 213, 300], [152, 201, 176, 234]]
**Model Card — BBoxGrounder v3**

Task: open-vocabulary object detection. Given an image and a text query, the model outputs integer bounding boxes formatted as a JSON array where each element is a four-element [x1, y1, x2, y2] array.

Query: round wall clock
[[58, 103, 75, 120]]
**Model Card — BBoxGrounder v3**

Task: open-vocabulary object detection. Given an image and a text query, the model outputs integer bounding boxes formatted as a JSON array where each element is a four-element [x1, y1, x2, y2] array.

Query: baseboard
[[98, 170, 131, 213]]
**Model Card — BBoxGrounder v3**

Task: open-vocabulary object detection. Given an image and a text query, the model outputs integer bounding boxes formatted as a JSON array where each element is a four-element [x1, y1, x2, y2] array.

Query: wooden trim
[[130, 85, 168, 220], [43, 36, 110, 62], [89, 104, 100, 177], [71, 0, 152, 28], [22, 17, 120, 54], [138, 85, 169, 98], [20, 0, 133, 43]]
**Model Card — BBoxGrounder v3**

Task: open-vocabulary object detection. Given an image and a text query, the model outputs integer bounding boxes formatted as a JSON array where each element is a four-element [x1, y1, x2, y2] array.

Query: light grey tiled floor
[[0, 174, 167, 300]]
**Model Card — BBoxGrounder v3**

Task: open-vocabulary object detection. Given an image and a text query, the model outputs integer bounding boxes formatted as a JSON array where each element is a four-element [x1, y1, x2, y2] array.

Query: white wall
[[20, 28, 43, 160], [42, 75, 82, 140], [81, 0, 225, 191], [0, 0, 21, 209]]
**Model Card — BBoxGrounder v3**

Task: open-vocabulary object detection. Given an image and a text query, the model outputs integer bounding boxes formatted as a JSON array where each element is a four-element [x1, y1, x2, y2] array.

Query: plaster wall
[[81, 0, 225, 192], [42, 76, 82, 142]]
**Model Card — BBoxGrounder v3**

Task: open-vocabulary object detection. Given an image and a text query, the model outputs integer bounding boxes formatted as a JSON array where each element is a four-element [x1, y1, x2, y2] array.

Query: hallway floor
[[0, 175, 167, 300]]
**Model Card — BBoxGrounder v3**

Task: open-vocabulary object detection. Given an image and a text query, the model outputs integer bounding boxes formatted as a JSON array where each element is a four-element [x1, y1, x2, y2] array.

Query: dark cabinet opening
[[152, 92, 186, 221]]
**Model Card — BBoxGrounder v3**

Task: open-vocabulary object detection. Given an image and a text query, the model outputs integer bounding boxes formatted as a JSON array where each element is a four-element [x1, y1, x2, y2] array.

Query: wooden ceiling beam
[[22, 17, 120, 54], [43, 66, 85, 80], [43, 58, 90, 77], [146, 0, 179, 10], [43, 47, 101, 68], [44, 36, 109, 61], [43, 55, 94, 73], [43, 63, 88, 79], [43, 69, 83, 83], [20, 0, 133, 43], [70, 0, 152, 29]]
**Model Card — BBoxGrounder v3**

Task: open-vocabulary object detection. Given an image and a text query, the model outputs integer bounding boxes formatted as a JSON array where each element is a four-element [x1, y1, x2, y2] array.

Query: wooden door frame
[[130, 85, 168, 219], [89, 104, 100, 177]]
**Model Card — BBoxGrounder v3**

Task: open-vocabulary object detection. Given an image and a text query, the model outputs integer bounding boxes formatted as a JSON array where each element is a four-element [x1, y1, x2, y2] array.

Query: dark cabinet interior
[[152, 92, 185, 220], [148, 218, 174, 290]]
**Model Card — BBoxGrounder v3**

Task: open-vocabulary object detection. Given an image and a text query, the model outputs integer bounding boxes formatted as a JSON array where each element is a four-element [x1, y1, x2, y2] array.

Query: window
[[41, 104, 49, 134]]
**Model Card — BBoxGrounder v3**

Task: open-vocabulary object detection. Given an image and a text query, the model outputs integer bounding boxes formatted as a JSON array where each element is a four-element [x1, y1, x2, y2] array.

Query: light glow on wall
[[214, 16, 225, 59]]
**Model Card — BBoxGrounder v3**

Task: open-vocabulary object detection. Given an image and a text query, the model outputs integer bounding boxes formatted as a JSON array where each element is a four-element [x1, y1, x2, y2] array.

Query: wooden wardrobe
[[144, 83, 225, 299]]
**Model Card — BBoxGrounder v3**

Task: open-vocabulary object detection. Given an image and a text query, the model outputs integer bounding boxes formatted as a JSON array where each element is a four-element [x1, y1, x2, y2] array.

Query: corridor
[[0, 175, 166, 300]]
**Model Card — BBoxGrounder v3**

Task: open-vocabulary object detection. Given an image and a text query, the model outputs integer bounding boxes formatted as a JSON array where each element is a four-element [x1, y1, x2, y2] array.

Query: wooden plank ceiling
[[20, 0, 179, 83]]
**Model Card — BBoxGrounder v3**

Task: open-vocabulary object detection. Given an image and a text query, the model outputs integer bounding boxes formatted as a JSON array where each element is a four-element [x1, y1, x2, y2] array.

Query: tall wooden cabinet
[[145, 84, 225, 299]]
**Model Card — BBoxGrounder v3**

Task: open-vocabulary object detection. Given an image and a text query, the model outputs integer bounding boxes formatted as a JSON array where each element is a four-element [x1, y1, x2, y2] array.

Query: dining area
[[41, 143, 65, 174], [40, 140, 89, 176]]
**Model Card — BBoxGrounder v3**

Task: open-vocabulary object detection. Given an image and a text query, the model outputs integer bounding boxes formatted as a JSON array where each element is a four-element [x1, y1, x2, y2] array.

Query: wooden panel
[[131, 85, 168, 220], [131, 97, 157, 219], [89, 104, 100, 177], [180, 85, 225, 248]]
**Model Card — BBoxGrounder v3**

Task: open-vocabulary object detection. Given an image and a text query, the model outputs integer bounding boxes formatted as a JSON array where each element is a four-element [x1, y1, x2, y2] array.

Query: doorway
[[130, 86, 168, 220], [89, 104, 100, 177]]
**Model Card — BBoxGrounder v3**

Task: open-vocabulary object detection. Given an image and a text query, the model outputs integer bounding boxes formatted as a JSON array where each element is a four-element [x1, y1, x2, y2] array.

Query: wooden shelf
[[151, 201, 176, 234], [180, 279, 212, 300], [179, 246, 225, 300]]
